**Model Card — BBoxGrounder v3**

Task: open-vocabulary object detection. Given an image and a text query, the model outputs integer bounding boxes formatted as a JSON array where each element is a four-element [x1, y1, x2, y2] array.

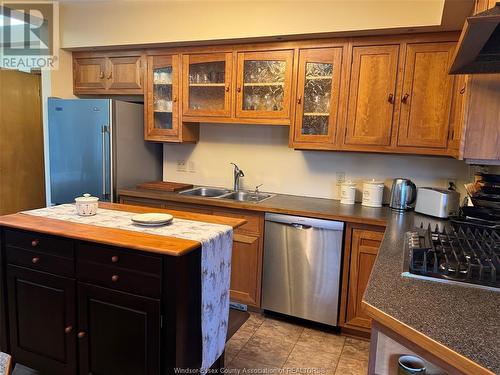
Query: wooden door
[[182, 52, 232, 117], [7, 265, 76, 375], [145, 54, 181, 141], [344, 45, 399, 147], [397, 42, 456, 149], [73, 57, 107, 91], [0, 70, 45, 215], [77, 282, 160, 375], [345, 227, 383, 330], [293, 47, 343, 146], [107, 55, 144, 93], [230, 233, 262, 307], [235, 50, 294, 120]]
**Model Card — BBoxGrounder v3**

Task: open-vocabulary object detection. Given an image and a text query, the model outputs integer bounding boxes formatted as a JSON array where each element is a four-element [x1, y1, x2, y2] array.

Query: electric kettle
[[389, 178, 417, 210]]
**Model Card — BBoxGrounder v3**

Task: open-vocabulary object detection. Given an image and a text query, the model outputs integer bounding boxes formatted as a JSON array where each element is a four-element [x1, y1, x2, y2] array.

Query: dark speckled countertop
[[363, 211, 500, 375]]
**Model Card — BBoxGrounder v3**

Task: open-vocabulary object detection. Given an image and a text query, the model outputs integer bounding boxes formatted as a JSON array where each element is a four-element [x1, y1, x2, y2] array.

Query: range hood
[[449, 3, 500, 74]]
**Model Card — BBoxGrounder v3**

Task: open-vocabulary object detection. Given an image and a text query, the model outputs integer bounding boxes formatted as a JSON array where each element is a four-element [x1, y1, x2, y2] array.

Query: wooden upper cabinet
[[292, 47, 343, 146], [145, 55, 180, 141], [344, 45, 399, 148], [107, 55, 144, 92], [397, 42, 456, 149], [182, 52, 232, 118], [73, 57, 107, 91], [235, 50, 294, 120], [73, 53, 144, 95]]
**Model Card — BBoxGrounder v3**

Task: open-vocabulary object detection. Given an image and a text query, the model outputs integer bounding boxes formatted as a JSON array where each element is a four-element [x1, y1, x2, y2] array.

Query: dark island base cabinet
[[0, 228, 208, 375], [78, 283, 160, 375], [6, 265, 76, 375]]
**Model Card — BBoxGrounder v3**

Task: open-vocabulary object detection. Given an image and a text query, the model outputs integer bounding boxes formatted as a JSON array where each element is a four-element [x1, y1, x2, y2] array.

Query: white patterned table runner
[[23, 204, 233, 371]]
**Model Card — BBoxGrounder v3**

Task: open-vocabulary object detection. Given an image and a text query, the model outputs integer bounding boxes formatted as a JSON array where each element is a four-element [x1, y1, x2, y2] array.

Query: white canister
[[75, 193, 99, 216], [340, 181, 357, 205], [362, 180, 384, 207]]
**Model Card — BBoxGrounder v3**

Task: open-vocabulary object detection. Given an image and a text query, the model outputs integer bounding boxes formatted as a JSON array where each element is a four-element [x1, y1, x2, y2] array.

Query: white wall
[[163, 124, 470, 202]]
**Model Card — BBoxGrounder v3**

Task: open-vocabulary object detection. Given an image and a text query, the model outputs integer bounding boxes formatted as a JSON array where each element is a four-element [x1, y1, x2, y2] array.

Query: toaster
[[415, 187, 460, 218]]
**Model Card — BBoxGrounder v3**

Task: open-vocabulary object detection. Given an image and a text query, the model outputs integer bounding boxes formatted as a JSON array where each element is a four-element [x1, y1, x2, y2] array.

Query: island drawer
[[77, 261, 161, 298], [4, 229, 74, 258], [6, 247, 75, 277], [76, 243, 162, 276]]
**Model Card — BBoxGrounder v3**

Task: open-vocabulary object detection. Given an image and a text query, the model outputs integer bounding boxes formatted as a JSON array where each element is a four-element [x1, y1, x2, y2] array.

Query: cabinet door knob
[[65, 326, 73, 334], [31, 257, 40, 264], [77, 331, 86, 339], [225, 86, 230, 92], [107, 71, 112, 80], [111, 255, 119, 263], [237, 87, 241, 93], [31, 240, 39, 247], [388, 93, 394, 104], [173, 96, 178, 103], [401, 93, 409, 103], [111, 275, 119, 282], [297, 96, 302, 105], [99, 71, 104, 79]]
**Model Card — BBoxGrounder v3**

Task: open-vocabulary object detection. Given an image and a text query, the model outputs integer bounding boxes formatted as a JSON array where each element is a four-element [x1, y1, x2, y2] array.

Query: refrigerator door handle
[[101, 126, 108, 199]]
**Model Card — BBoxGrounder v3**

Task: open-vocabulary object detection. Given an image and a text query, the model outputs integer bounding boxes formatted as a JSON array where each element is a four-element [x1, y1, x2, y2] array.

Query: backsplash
[[163, 123, 470, 202]]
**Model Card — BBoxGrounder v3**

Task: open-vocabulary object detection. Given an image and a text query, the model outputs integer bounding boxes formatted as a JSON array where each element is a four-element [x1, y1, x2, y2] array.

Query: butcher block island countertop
[[0, 202, 246, 256]]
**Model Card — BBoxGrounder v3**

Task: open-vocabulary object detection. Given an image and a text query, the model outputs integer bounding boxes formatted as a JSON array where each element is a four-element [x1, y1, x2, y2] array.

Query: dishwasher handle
[[291, 223, 312, 230], [265, 213, 344, 231]]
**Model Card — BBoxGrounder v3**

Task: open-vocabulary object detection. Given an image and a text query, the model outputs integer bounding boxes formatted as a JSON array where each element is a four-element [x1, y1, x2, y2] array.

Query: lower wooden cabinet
[[6, 265, 76, 375], [78, 283, 160, 375], [340, 223, 385, 335], [118, 195, 264, 307]]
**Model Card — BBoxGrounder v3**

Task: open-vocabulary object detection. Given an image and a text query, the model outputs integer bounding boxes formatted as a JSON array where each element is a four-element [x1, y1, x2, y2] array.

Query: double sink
[[179, 187, 274, 203]]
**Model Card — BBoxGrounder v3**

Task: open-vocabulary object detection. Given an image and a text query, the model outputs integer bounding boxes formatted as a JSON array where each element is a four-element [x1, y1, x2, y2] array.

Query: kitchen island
[[0, 203, 245, 375], [362, 212, 499, 375]]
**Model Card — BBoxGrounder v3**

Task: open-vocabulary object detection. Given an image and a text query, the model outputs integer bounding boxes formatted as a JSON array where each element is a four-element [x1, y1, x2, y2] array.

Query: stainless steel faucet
[[230, 163, 245, 191]]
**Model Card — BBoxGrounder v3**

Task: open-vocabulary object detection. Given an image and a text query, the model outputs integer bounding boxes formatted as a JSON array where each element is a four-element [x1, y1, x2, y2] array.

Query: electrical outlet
[[188, 161, 196, 173], [176, 160, 187, 172], [336, 172, 346, 186]]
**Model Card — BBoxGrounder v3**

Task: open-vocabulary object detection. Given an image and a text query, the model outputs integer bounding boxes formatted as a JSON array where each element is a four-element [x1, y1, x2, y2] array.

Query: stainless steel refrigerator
[[47, 98, 162, 205]]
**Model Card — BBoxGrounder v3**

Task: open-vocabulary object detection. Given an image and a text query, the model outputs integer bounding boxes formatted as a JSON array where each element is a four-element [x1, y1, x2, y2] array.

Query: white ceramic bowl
[[75, 193, 99, 216]]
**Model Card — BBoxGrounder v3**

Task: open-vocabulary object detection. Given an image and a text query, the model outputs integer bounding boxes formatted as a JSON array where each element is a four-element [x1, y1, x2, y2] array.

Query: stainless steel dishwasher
[[262, 213, 344, 326]]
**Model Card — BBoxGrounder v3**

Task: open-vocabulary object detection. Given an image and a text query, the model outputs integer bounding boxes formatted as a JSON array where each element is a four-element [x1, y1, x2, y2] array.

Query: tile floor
[[225, 312, 370, 374]]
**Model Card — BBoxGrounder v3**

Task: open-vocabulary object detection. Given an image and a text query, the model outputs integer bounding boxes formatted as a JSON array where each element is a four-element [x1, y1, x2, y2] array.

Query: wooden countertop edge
[[0, 203, 246, 257], [118, 189, 389, 227], [362, 301, 495, 375]]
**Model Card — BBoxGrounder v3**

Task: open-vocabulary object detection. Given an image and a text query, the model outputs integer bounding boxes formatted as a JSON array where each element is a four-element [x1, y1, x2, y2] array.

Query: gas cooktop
[[402, 222, 500, 291]]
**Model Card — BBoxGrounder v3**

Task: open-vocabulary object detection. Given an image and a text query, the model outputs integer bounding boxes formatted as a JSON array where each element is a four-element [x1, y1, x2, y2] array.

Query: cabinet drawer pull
[[65, 326, 73, 334], [31, 257, 40, 264], [99, 71, 104, 79], [388, 93, 394, 104], [401, 93, 409, 103], [111, 275, 119, 282], [107, 71, 112, 80], [31, 240, 39, 247], [460, 85, 466, 94], [111, 255, 119, 263], [77, 331, 86, 339]]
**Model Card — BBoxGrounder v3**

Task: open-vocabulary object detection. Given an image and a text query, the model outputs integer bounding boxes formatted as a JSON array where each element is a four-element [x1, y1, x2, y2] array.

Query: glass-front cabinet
[[293, 48, 343, 146], [236, 50, 294, 120], [145, 55, 179, 140], [182, 53, 232, 117]]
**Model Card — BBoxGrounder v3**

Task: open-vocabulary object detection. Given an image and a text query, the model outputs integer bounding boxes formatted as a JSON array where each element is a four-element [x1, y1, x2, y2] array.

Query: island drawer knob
[[31, 257, 40, 264], [111, 275, 119, 282], [31, 240, 39, 247], [111, 255, 119, 263], [65, 326, 73, 334], [77, 331, 86, 339]]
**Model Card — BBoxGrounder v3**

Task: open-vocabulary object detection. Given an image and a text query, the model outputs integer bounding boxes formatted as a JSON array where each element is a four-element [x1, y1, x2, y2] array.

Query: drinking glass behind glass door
[[153, 65, 173, 130]]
